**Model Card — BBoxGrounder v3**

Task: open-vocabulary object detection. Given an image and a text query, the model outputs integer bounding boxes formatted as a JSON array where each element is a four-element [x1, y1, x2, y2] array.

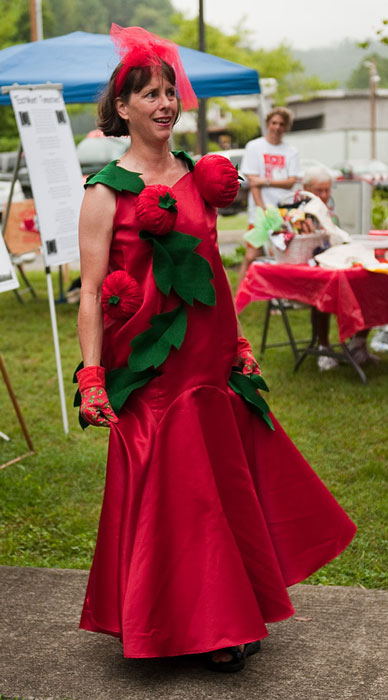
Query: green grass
[[217, 212, 248, 231], [1, 270, 387, 588]]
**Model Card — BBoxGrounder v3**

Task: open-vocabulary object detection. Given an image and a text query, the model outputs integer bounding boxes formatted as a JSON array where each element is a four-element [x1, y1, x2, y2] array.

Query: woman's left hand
[[234, 336, 262, 376]]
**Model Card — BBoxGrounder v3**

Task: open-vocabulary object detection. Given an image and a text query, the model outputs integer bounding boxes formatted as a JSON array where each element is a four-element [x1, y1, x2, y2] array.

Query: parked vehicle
[[299, 158, 342, 181], [76, 133, 130, 175]]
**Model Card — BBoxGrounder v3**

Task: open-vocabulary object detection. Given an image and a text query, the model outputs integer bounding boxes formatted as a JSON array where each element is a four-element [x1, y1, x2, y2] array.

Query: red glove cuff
[[237, 336, 253, 355], [76, 365, 106, 392]]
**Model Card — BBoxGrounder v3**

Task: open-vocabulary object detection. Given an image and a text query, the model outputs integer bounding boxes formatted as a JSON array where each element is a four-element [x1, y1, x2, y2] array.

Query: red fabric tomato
[[194, 154, 240, 208], [136, 184, 178, 235], [101, 270, 143, 320]]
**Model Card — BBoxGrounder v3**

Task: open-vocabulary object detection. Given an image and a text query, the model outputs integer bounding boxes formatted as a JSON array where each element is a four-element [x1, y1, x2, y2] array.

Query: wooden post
[[197, 0, 208, 155], [370, 73, 376, 160], [29, 0, 38, 42]]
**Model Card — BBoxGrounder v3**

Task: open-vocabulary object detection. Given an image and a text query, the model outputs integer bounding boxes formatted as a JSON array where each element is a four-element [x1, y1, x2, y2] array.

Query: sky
[[172, 0, 388, 50]]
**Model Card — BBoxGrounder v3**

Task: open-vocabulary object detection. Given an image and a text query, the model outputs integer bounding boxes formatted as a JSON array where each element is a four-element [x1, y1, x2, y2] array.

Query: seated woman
[[304, 166, 379, 369]]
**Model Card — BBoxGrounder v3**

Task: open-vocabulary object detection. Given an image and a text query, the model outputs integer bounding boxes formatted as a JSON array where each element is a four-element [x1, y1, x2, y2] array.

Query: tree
[[0, 0, 54, 48], [170, 15, 334, 102], [347, 53, 388, 89], [209, 99, 259, 147], [40, 0, 176, 39]]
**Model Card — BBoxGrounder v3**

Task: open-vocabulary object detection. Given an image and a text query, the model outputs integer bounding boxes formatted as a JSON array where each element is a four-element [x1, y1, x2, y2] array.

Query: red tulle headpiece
[[110, 24, 198, 111]]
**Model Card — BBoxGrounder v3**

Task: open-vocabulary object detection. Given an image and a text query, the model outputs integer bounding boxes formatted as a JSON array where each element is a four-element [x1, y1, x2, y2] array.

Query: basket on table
[[273, 230, 330, 264]]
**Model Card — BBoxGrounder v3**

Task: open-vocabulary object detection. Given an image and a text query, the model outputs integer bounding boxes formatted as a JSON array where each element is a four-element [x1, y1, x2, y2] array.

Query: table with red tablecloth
[[236, 262, 388, 343]]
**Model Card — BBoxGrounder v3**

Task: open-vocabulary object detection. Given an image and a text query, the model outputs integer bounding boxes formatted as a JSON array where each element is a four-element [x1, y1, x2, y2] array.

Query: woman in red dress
[[75, 25, 356, 673]]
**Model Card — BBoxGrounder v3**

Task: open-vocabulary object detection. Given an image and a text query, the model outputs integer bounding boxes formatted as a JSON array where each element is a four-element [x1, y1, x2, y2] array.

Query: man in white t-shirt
[[238, 107, 301, 283]]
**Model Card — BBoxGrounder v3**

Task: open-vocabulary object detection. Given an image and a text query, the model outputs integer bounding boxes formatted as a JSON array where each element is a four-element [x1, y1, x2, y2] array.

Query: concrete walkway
[[1, 565, 387, 700]]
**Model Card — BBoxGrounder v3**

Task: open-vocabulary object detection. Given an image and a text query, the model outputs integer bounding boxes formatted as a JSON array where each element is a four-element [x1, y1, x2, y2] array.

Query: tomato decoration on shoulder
[[194, 154, 240, 208]]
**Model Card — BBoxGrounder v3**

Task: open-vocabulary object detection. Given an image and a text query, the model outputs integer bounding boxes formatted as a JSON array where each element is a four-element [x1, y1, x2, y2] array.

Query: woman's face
[[117, 71, 178, 143]]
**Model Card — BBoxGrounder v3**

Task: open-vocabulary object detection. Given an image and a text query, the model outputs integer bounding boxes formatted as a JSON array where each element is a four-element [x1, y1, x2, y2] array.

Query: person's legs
[[237, 243, 264, 287], [348, 329, 380, 365], [315, 309, 331, 346], [312, 308, 338, 371]]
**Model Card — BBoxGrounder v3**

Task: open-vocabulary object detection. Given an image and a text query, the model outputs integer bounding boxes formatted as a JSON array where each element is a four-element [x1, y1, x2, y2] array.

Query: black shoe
[[204, 640, 261, 673]]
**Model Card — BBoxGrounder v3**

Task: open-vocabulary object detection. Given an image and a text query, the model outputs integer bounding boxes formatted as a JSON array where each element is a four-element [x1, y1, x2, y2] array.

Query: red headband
[[110, 24, 198, 111]]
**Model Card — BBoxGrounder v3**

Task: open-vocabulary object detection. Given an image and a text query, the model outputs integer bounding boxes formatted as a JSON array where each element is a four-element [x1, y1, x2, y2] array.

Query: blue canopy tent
[[0, 31, 260, 104]]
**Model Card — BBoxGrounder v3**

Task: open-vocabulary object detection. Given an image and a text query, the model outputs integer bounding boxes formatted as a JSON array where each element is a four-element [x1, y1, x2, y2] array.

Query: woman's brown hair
[[98, 61, 181, 137]]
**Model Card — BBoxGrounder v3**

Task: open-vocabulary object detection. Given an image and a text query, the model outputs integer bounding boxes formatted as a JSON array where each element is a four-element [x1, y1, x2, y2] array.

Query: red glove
[[77, 366, 118, 428], [234, 336, 261, 376]]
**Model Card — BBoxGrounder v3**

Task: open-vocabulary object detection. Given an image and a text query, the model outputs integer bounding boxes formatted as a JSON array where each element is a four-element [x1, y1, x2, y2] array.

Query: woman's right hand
[[77, 366, 118, 427]]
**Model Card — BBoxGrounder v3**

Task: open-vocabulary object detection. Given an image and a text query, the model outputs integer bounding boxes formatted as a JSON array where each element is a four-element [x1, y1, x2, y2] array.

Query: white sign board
[[10, 88, 83, 266], [0, 235, 19, 293]]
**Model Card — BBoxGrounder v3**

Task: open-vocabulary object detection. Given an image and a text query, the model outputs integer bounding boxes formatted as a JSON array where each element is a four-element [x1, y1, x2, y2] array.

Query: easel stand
[[1, 81, 75, 434], [1, 142, 37, 302], [0, 354, 34, 470]]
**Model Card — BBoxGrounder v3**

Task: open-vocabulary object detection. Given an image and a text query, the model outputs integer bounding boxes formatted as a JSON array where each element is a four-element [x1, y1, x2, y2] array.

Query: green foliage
[[358, 18, 388, 49], [104, 0, 175, 38], [371, 187, 388, 229], [47, 0, 175, 38], [0, 0, 54, 48], [220, 244, 245, 268], [293, 39, 388, 87], [0, 0, 176, 46], [0, 135, 20, 152], [0, 105, 19, 153], [287, 73, 339, 99], [0, 105, 18, 138], [347, 53, 388, 89], [48, 0, 112, 35], [173, 131, 197, 154], [227, 106, 260, 147]]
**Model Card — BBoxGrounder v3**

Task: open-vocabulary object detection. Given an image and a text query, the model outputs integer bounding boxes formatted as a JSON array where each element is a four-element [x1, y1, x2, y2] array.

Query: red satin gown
[[79, 155, 356, 658]]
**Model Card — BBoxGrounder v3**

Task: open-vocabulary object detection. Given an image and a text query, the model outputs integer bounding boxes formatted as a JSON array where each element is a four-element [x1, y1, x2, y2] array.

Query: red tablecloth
[[236, 263, 388, 343]]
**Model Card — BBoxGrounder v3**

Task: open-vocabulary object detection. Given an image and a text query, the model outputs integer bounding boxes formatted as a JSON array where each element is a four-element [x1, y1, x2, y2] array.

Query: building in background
[[283, 89, 388, 165]]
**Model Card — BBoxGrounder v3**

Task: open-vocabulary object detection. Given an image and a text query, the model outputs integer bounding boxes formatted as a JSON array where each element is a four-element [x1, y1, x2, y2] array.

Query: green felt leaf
[[129, 305, 187, 372], [108, 295, 120, 306], [244, 371, 270, 393], [85, 161, 145, 194], [173, 251, 216, 306], [159, 192, 177, 212], [151, 237, 175, 296], [229, 370, 274, 431], [171, 149, 196, 171], [106, 366, 158, 413], [85, 152, 194, 194], [140, 230, 215, 306]]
